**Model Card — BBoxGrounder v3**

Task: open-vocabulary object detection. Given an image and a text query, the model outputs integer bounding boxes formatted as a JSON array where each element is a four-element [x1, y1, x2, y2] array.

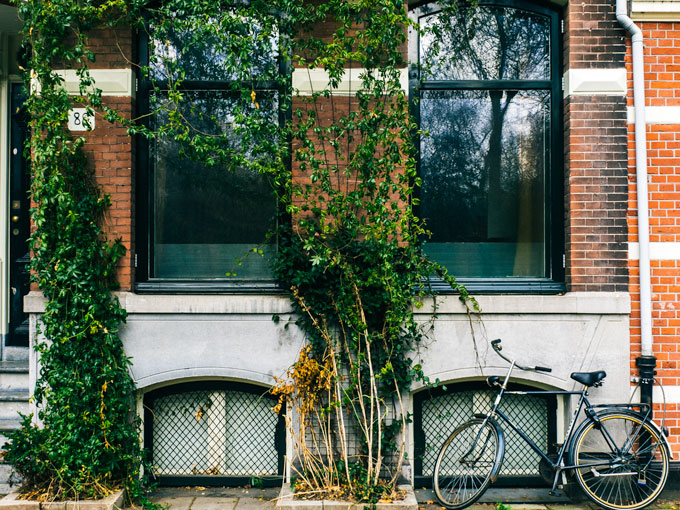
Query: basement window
[[144, 382, 285, 486]]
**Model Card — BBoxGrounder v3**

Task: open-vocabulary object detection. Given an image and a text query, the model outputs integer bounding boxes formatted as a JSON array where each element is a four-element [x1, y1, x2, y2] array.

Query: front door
[[7, 83, 30, 347]]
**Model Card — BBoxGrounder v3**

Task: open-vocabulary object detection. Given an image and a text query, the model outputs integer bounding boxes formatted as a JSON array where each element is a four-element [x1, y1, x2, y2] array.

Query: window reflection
[[151, 91, 278, 279], [420, 90, 548, 278], [416, 1, 555, 280], [419, 6, 550, 81]]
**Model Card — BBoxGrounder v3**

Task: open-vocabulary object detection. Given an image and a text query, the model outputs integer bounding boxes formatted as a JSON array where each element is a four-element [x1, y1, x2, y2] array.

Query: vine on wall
[[4, 0, 473, 503], [3, 0, 150, 502]]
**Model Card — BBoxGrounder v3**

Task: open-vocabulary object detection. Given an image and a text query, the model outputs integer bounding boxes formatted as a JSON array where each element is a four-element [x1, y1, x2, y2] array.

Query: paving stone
[[190, 496, 237, 510], [543, 505, 591, 510], [236, 497, 277, 510], [151, 496, 194, 510]]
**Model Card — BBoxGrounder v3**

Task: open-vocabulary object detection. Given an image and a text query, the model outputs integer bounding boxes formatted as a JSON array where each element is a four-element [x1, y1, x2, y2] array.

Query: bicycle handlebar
[[490, 338, 553, 373]]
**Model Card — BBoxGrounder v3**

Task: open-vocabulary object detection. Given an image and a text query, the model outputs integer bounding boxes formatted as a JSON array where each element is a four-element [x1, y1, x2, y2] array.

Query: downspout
[[615, 0, 656, 409]]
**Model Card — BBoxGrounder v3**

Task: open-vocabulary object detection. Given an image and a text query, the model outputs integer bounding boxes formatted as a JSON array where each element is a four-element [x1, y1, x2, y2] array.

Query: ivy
[[3, 0, 476, 504], [4, 0, 151, 503]]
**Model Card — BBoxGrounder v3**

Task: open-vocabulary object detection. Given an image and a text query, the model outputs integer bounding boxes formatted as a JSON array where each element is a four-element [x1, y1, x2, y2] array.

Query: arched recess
[[143, 380, 285, 486], [412, 381, 557, 488]]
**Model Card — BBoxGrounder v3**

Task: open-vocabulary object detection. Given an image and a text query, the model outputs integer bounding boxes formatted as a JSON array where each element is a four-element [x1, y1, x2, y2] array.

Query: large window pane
[[150, 14, 278, 82], [419, 6, 550, 81], [419, 89, 548, 278], [152, 90, 277, 279]]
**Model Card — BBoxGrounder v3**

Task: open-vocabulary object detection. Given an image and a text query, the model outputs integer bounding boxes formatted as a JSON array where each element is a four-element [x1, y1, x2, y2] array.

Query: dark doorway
[[7, 83, 30, 347]]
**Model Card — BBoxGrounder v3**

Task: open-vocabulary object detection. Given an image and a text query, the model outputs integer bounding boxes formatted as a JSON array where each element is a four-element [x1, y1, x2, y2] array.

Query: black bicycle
[[433, 338, 670, 510]]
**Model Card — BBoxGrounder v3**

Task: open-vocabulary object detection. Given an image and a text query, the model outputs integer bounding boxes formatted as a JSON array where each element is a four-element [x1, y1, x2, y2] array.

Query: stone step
[[0, 391, 29, 421], [0, 361, 29, 393], [0, 464, 14, 494], [0, 421, 22, 494], [0, 416, 24, 447]]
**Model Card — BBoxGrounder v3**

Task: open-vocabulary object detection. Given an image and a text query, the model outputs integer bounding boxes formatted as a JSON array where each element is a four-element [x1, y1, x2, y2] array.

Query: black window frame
[[409, 0, 565, 294], [135, 16, 290, 293]]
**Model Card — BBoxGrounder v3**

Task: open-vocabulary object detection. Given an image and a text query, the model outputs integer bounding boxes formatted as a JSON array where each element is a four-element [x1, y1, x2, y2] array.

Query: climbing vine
[[3, 0, 475, 504]]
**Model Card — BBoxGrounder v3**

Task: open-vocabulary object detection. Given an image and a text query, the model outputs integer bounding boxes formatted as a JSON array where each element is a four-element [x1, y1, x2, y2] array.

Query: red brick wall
[[627, 22, 680, 453], [83, 27, 135, 290], [86, 27, 134, 69], [83, 97, 134, 290], [564, 0, 629, 292], [563, 0, 626, 70]]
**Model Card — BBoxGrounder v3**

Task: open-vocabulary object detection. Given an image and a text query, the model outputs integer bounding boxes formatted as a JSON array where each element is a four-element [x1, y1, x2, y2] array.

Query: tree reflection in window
[[415, 2, 557, 279], [419, 5, 550, 81]]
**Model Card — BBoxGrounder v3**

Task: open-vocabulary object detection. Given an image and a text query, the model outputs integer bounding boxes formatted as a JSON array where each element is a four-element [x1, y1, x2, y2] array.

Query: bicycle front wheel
[[433, 417, 502, 510], [572, 411, 669, 510]]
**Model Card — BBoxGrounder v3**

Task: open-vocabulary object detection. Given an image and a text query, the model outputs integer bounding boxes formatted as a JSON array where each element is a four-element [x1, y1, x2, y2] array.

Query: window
[[413, 383, 557, 486], [144, 382, 285, 485], [411, 1, 564, 292], [136, 11, 281, 290]]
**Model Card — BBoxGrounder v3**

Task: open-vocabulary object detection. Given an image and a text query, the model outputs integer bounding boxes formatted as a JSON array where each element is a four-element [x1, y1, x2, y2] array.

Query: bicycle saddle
[[570, 371, 606, 386]]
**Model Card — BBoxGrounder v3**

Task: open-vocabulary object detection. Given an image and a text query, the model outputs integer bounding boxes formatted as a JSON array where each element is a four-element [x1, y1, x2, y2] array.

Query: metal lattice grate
[[419, 389, 550, 477], [150, 388, 281, 477]]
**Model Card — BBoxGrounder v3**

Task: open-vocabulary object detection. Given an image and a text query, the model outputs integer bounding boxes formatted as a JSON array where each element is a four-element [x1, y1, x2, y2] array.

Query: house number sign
[[68, 108, 95, 131]]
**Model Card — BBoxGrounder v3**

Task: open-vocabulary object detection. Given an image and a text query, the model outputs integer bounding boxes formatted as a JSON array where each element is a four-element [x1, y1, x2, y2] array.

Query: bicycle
[[433, 338, 671, 510]]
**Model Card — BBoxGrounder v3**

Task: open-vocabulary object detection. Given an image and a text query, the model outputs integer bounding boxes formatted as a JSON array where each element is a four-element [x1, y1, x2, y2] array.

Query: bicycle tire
[[571, 411, 669, 510], [433, 417, 502, 510]]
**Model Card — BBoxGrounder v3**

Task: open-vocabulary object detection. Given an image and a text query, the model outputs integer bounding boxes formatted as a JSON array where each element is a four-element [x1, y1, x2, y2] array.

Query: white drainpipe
[[616, 0, 653, 358]]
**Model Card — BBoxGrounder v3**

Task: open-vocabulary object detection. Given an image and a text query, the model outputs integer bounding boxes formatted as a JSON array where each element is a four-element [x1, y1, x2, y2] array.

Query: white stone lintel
[[632, 1, 680, 21], [629, 241, 680, 261], [417, 292, 630, 315], [292, 67, 409, 96], [24, 291, 293, 315], [32, 68, 135, 97], [627, 106, 680, 124], [563, 68, 627, 98]]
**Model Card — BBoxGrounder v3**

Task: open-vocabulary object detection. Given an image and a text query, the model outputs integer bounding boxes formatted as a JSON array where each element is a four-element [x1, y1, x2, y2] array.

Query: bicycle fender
[[478, 416, 505, 483], [568, 409, 672, 464]]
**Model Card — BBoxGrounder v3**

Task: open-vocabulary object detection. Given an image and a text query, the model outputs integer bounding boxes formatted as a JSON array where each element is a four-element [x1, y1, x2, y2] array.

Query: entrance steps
[[0, 360, 30, 494]]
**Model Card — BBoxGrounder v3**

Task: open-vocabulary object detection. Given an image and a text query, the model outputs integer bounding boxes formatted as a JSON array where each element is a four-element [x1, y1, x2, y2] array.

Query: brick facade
[[626, 21, 680, 453], [563, 0, 630, 292], [563, 0, 627, 69], [564, 95, 629, 292], [84, 97, 134, 290], [21, 0, 680, 479], [83, 27, 135, 290]]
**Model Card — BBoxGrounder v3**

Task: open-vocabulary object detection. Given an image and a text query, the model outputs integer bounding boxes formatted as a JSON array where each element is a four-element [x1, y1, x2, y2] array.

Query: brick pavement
[[124, 486, 680, 510]]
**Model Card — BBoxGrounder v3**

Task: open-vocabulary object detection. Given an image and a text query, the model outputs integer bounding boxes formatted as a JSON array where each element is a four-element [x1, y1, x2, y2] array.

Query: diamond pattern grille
[[151, 389, 280, 476], [420, 390, 549, 477]]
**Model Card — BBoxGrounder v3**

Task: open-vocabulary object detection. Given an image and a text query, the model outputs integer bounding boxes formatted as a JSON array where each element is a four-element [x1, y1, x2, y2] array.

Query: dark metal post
[[636, 355, 657, 410]]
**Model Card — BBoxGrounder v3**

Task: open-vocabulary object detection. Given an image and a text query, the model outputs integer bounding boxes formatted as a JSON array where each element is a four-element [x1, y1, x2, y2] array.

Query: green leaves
[[4, 0, 149, 503], [8, 0, 473, 502]]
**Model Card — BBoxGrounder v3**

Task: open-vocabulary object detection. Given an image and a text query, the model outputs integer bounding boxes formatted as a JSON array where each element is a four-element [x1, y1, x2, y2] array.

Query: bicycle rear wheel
[[571, 411, 669, 510], [433, 417, 502, 510]]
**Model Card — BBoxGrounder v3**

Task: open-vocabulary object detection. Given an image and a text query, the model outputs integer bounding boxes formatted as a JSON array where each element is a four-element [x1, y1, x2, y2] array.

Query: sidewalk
[[125, 486, 680, 510]]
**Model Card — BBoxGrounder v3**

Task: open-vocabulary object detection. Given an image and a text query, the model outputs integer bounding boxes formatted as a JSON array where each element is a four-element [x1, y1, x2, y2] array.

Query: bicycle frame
[[480, 359, 654, 492]]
